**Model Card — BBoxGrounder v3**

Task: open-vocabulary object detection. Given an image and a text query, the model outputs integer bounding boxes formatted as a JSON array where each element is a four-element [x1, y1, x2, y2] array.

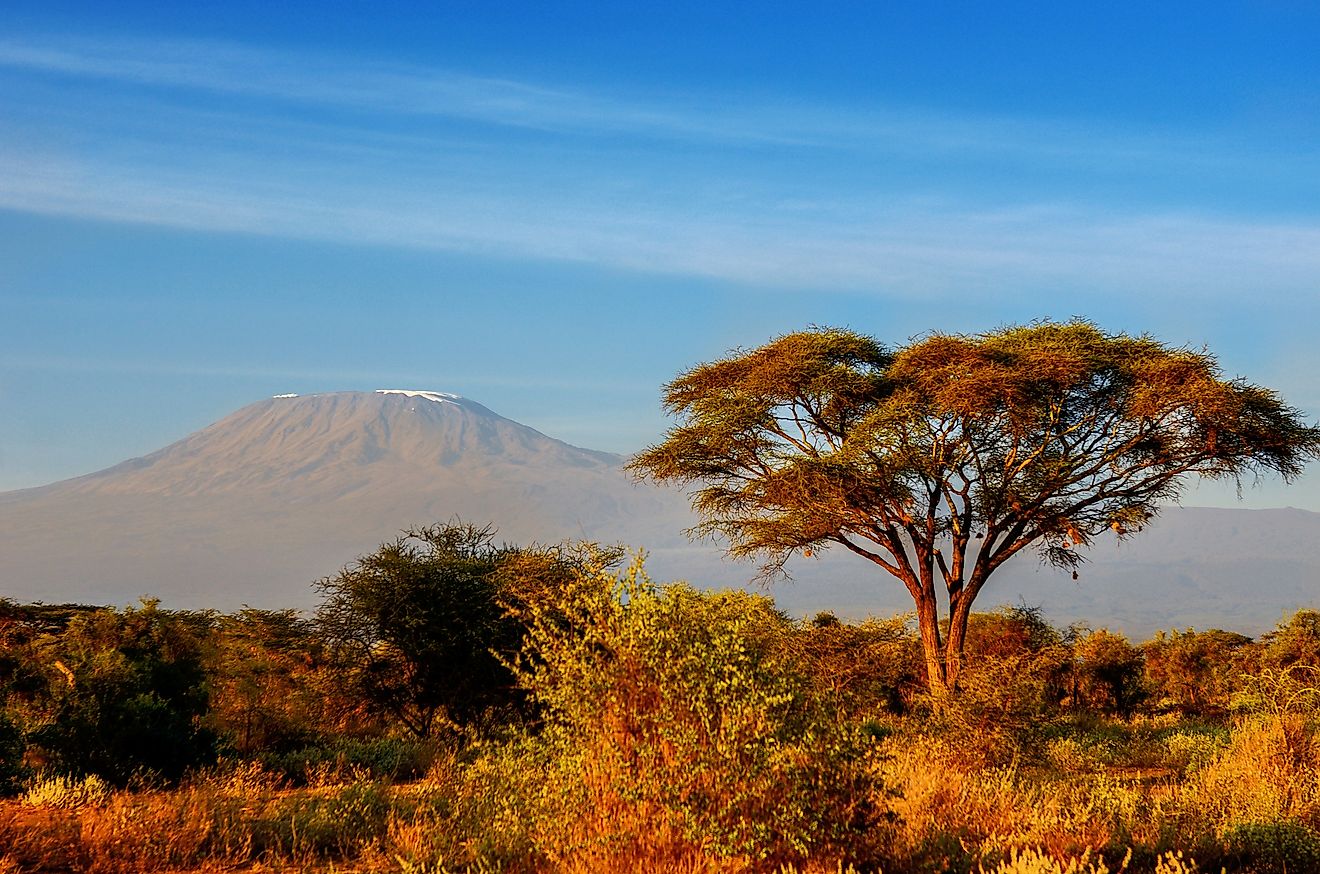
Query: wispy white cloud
[[3, 143, 1320, 303], [0, 35, 782, 143], [3, 32, 1311, 171], [2, 32, 1320, 304]]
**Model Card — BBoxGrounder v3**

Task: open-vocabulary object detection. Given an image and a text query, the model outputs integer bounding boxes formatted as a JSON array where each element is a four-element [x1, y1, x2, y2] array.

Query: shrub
[[25, 601, 217, 784], [1230, 664, 1320, 718], [258, 735, 435, 785], [1259, 609, 1320, 671], [1181, 714, 1320, 832], [1159, 728, 1228, 774], [927, 652, 1063, 766], [792, 614, 921, 717], [204, 608, 336, 754], [1143, 628, 1254, 718], [510, 556, 889, 867], [0, 711, 25, 795], [976, 847, 1131, 873], [313, 524, 612, 739], [1220, 820, 1320, 873], [1071, 630, 1146, 717], [314, 523, 526, 738]]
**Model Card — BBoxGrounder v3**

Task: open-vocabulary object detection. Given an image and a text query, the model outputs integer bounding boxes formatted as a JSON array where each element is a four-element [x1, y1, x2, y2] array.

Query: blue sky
[[2, 1, 1319, 508]]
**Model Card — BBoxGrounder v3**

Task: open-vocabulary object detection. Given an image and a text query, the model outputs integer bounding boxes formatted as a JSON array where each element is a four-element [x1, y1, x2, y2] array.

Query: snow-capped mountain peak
[[375, 389, 462, 405]]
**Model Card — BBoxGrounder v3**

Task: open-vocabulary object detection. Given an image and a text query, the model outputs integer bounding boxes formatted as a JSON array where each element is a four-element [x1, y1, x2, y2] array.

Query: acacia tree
[[314, 522, 613, 737], [629, 321, 1320, 694], [314, 523, 523, 737]]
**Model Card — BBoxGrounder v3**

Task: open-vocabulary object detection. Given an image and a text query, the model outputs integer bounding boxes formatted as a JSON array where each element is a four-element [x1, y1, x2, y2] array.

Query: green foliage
[[1158, 726, 1230, 774], [630, 320, 1320, 694], [249, 779, 395, 856], [1259, 608, 1320, 670], [1220, 820, 1320, 873], [257, 736, 434, 784], [0, 711, 26, 795], [24, 601, 217, 784], [1071, 630, 1146, 718], [511, 556, 889, 865], [1143, 628, 1254, 717], [9, 595, 1320, 871], [314, 522, 529, 737]]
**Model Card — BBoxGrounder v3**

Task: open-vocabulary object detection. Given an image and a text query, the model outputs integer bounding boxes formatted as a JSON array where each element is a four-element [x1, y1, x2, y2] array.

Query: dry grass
[[2, 713, 1317, 873]]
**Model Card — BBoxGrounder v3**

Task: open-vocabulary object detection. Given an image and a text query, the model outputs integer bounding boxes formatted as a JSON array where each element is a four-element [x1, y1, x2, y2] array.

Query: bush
[[258, 736, 435, 785], [1158, 728, 1228, 774], [1259, 609, 1320, 671], [315, 523, 525, 738], [922, 606, 1076, 765], [1181, 714, 1320, 833], [510, 556, 890, 867], [1143, 629, 1253, 718], [1220, 820, 1320, 873], [313, 523, 607, 738], [24, 601, 217, 784], [0, 711, 25, 795], [792, 614, 921, 717], [1070, 630, 1146, 717], [204, 608, 336, 754]]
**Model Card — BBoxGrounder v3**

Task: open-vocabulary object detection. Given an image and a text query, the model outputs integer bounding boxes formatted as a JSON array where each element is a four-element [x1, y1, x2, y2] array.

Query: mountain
[[1, 389, 1317, 638], [0, 390, 698, 608]]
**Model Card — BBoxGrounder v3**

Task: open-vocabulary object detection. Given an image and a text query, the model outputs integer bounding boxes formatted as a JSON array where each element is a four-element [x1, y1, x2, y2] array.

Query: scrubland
[[1, 550, 1318, 873]]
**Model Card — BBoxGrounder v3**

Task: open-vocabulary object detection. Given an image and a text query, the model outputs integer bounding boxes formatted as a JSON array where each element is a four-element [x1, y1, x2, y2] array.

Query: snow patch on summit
[[376, 389, 462, 406]]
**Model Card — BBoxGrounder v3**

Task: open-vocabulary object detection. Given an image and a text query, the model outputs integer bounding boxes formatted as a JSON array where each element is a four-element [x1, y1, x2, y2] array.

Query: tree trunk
[[914, 592, 948, 695], [944, 592, 975, 693]]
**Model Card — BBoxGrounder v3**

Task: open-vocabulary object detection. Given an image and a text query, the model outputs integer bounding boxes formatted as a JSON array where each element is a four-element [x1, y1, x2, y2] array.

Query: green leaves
[[313, 523, 528, 738], [510, 557, 885, 862]]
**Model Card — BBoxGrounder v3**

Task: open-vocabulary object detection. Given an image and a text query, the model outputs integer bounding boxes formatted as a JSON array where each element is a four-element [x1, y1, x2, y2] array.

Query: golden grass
[[2, 713, 1318, 873]]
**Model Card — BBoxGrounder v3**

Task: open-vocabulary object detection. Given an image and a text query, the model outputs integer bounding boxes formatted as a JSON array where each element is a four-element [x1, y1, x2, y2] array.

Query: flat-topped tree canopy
[[630, 320, 1320, 693]]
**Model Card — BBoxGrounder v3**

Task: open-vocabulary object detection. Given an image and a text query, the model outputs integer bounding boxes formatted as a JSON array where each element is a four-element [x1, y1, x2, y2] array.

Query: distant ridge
[[1, 391, 1317, 637]]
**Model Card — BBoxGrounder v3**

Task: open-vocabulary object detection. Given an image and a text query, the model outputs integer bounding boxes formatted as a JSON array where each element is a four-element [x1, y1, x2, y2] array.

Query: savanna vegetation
[[2, 531, 1319, 873], [3, 321, 1318, 872]]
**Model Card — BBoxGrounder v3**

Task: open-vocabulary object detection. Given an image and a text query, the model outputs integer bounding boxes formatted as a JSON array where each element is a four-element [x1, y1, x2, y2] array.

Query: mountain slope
[[0, 390, 694, 608], [0, 390, 1317, 637]]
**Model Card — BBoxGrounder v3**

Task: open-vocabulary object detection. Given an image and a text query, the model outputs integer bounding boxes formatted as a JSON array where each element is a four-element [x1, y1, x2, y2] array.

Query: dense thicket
[[2, 592, 1319, 780]]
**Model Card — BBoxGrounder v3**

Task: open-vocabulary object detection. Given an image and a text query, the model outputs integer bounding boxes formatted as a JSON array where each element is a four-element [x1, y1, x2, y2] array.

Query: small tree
[[205, 609, 332, 753], [1070, 629, 1146, 717], [1142, 627, 1253, 717], [1260, 608, 1320, 670], [314, 523, 524, 737], [630, 321, 1320, 694], [25, 601, 217, 784]]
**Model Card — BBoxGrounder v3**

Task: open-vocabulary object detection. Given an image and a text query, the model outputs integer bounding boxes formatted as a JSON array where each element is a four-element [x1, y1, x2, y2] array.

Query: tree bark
[[944, 591, 975, 693], [914, 591, 948, 695]]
